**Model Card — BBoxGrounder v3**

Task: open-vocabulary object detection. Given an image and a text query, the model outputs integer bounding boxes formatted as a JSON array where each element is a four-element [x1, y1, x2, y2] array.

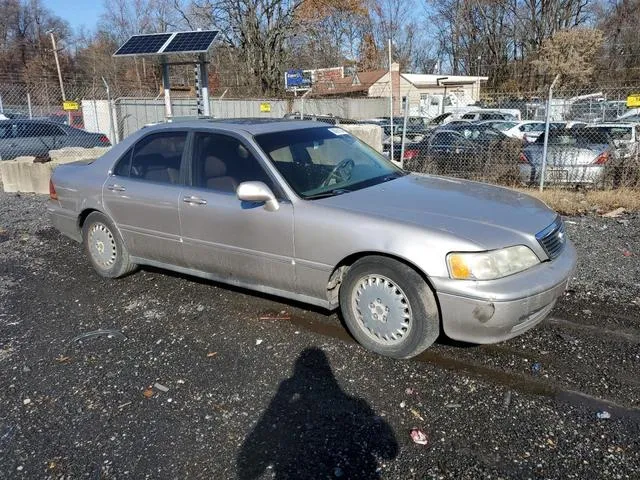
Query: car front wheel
[[82, 212, 137, 278], [339, 256, 440, 359]]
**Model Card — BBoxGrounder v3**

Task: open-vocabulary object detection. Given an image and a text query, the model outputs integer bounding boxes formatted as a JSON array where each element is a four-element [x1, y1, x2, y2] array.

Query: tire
[[339, 256, 440, 359], [82, 212, 137, 278]]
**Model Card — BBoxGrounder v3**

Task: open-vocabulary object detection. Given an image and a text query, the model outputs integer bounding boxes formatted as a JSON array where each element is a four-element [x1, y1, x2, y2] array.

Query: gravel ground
[[0, 191, 639, 479]]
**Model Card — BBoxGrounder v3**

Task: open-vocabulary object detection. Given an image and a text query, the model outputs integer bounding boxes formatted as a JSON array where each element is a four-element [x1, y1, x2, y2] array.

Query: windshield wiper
[[304, 188, 351, 200], [379, 171, 407, 182]]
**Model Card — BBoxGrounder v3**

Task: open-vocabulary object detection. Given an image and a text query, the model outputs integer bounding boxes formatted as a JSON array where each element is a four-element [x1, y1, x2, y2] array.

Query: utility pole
[[47, 30, 66, 102]]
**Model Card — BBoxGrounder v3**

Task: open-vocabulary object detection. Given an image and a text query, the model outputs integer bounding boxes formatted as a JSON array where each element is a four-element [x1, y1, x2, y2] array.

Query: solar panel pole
[[199, 54, 210, 117], [162, 61, 173, 119], [194, 63, 203, 116]]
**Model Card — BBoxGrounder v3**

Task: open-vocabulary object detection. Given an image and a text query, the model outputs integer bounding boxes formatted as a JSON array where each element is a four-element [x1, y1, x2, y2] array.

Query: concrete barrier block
[[0, 147, 110, 195], [49, 147, 110, 163], [339, 124, 383, 153], [0, 159, 55, 194]]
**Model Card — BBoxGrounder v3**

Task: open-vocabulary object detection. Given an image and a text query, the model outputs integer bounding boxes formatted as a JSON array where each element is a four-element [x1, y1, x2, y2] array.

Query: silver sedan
[[48, 120, 576, 358]]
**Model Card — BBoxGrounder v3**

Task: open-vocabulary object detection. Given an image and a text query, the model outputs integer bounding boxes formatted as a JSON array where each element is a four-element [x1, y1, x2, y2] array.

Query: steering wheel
[[321, 158, 355, 188]]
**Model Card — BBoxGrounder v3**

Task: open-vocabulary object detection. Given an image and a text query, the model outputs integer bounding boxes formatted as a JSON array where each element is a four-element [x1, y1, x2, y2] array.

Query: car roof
[[586, 123, 634, 127], [142, 118, 329, 135]]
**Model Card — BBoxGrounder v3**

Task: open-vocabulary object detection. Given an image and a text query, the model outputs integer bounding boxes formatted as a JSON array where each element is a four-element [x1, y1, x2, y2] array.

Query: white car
[[585, 123, 639, 157], [498, 121, 545, 142]]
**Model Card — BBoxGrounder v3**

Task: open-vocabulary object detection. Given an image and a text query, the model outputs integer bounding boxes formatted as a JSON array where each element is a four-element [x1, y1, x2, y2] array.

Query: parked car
[[402, 124, 523, 182], [282, 113, 361, 125], [555, 121, 588, 129], [48, 119, 575, 359], [504, 121, 570, 143], [435, 120, 474, 130], [0, 120, 110, 160], [476, 120, 519, 132], [585, 123, 638, 151], [585, 123, 640, 186], [519, 128, 614, 185], [460, 110, 520, 122], [616, 108, 640, 122]]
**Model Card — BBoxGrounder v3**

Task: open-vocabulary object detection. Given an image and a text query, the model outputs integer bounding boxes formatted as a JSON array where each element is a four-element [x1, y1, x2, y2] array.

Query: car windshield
[[493, 121, 517, 131], [537, 129, 611, 145], [255, 127, 404, 199], [589, 126, 632, 141], [452, 126, 504, 141]]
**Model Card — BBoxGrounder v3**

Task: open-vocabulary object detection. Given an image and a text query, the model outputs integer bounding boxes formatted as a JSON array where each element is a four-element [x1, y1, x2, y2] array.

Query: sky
[[46, 0, 103, 32]]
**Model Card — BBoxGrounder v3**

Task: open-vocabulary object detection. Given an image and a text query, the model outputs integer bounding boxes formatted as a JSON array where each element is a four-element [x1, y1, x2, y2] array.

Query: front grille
[[536, 217, 566, 259]]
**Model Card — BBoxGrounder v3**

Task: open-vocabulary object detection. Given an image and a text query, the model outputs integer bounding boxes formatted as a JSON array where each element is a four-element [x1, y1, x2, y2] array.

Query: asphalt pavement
[[0, 191, 639, 479]]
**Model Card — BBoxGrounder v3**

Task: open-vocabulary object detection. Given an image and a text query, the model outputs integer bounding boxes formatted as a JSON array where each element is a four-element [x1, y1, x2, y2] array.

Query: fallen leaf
[[55, 356, 71, 363], [410, 408, 424, 421], [601, 207, 625, 218], [410, 428, 429, 446], [206, 352, 218, 357], [143, 389, 154, 398]]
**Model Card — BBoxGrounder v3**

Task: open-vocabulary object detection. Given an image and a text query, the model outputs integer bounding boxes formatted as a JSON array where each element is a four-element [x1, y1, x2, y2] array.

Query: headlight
[[447, 245, 540, 280]]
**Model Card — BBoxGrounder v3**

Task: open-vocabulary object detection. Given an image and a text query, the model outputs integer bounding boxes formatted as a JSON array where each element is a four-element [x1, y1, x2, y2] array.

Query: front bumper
[[432, 240, 577, 344]]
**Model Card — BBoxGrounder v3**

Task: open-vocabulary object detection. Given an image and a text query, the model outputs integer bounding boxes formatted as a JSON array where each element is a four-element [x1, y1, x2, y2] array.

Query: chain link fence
[[1, 76, 639, 190], [395, 88, 640, 190]]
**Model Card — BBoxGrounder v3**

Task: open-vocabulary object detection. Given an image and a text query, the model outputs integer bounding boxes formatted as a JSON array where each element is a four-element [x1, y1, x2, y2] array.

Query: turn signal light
[[593, 152, 609, 165], [403, 149, 419, 160], [49, 179, 58, 200]]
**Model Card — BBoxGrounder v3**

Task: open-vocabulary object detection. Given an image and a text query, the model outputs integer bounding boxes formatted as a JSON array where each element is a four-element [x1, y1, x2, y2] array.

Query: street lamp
[[46, 29, 66, 103]]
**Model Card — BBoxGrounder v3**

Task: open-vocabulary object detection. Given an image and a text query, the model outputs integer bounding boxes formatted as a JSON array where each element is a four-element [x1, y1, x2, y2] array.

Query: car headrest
[[204, 156, 227, 177]]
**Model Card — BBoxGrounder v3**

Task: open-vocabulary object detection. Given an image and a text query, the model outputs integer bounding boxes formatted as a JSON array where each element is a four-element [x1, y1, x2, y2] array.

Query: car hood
[[320, 174, 557, 251]]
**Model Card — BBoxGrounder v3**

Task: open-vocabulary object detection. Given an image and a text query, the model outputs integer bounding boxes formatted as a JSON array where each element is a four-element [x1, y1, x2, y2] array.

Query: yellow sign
[[260, 102, 271, 113], [627, 94, 640, 108], [63, 101, 79, 111]]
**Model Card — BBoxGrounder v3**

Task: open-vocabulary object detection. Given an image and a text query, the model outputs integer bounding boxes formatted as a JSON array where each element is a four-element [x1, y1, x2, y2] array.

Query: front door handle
[[182, 195, 207, 206], [107, 184, 126, 192]]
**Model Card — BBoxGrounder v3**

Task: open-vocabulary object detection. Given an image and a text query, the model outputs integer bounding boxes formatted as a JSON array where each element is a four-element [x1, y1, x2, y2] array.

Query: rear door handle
[[182, 195, 207, 206], [107, 184, 126, 192]]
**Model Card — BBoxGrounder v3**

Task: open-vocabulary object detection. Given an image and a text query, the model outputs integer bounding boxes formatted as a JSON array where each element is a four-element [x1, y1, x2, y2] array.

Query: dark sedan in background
[[401, 124, 524, 182], [0, 119, 110, 160]]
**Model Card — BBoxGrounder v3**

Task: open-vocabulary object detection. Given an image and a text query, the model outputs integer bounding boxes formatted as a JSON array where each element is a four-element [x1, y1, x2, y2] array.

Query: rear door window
[[125, 131, 187, 184]]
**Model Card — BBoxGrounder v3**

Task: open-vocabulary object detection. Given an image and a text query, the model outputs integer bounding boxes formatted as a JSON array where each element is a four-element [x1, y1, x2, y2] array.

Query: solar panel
[[162, 31, 218, 54], [114, 33, 173, 56]]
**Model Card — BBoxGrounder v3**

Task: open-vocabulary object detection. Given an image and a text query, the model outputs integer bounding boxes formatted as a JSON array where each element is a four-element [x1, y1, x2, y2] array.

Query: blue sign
[[286, 69, 311, 88]]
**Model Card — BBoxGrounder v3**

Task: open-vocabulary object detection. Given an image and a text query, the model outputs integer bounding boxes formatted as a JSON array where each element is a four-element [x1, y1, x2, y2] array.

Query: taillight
[[519, 152, 529, 164], [49, 179, 58, 200], [593, 151, 609, 165], [98, 135, 110, 144], [403, 149, 419, 160]]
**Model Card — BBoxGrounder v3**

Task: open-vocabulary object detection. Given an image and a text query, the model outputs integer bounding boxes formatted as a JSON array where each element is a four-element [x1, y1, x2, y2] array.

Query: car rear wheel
[[82, 212, 137, 278], [339, 256, 440, 359]]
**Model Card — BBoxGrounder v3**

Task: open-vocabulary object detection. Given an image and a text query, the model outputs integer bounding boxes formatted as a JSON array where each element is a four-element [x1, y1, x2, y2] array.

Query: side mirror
[[236, 181, 280, 212]]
